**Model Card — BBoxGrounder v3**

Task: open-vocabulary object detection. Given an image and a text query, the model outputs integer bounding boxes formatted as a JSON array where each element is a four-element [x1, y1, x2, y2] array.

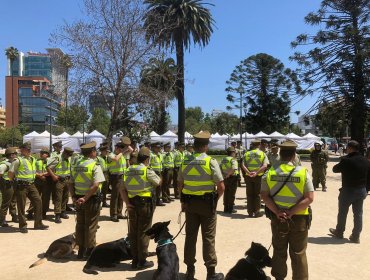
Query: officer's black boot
[[60, 212, 69, 219], [230, 205, 237, 214], [223, 206, 228, 213], [186, 265, 195, 280], [83, 247, 94, 260], [55, 214, 62, 224], [77, 247, 85, 259], [11, 214, 18, 223], [206, 267, 224, 280]]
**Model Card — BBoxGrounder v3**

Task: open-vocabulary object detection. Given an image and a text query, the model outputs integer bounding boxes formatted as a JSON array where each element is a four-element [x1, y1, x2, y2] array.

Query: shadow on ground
[[308, 236, 348, 245]]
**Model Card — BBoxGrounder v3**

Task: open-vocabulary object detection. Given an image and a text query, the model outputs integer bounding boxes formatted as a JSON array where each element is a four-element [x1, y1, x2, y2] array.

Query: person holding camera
[[261, 140, 314, 280]]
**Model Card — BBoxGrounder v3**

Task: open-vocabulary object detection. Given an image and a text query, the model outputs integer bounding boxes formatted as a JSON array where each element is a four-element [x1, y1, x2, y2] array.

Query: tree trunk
[[157, 100, 167, 135], [175, 38, 185, 143]]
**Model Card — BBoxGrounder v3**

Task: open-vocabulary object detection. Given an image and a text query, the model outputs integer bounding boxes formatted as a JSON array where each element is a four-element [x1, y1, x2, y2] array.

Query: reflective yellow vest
[[55, 157, 71, 177], [181, 153, 214, 196], [72, 157, 101, 195], [108, 154, 126, 175], [96, 156, 108, 172], [220, 156, 239, 177], [16, 156, 36, 182], [174, 151, 184, 168], [124, 164, 152, 198], [36, 159, 47, 174], [266, 164, 309, 215], [150, 152, 162, 172], [0, 160, 11, 181], [244, 149, 265, 176], [163, 152, 174, 169]]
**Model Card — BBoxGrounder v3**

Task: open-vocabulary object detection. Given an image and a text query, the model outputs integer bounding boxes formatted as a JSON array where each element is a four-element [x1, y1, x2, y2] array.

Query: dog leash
[[172, 211, 186, 241]]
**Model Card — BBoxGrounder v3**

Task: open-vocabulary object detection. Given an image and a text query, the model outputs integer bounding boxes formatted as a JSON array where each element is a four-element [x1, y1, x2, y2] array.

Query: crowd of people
[[0, 133, 369, 280]]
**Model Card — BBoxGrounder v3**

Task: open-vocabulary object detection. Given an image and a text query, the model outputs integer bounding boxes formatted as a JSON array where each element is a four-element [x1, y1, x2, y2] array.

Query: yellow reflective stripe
[[16, 156, 36, 181], [55, 158, 71, 176], [72, 158, 96, 195], [150, 153, 162, 171], [124, 165, 152, 198], [0, 161, 10, 181], [163, 152, 174, 168], [108, 155, 126, 174]]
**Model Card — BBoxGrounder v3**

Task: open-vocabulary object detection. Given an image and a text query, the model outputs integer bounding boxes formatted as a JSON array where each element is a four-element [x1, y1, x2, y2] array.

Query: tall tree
[[226, 53, 302, 134], [56, 105, 88, 134], [51, 0, 161, 143], [185, 106, 211, 134], [141, 56, 177, 134], [210, 112, 239, 135], [61, 54, 73, 130], [88, 108, 110, 136], [5, 46, 19, 146], [291, 0, 369, 149], [144, 0, 215, 143]]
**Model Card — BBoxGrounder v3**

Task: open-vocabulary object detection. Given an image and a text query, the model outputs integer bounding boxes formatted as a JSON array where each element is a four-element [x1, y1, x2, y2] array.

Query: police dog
[[225, 242, 272, 280], [83, 237, 132, 275], [145, 221, 179, 280], [29, 234, 76, 268]]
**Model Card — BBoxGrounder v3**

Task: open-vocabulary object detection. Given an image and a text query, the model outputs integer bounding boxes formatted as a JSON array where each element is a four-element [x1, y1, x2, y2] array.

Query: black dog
[[225, 242, 272, 280], [83, 237, 132, 275], [145, 221, 180, 280]]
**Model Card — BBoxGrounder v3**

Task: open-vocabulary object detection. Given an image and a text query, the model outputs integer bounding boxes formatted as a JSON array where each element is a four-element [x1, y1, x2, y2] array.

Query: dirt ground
[[0, 157, 369, 280]]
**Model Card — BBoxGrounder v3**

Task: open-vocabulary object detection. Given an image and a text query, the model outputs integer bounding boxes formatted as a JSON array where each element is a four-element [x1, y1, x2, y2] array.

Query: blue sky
[[1, 0, 322, 125]]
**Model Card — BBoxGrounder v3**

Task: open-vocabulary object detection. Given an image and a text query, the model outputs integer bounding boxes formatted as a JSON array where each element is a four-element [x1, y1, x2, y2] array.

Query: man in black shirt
[[329, 140, 370, 243]]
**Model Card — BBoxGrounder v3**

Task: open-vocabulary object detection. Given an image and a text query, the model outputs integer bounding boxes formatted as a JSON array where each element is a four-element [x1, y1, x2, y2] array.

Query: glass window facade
[[18, 87, 61, 132], [24, 56, 52, 81]]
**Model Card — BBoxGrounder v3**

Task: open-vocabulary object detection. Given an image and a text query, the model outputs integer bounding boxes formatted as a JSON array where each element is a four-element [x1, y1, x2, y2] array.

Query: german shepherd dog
[[225, 242, 272, 280], [145, 221, 179, 280], [29, 234, 76, 268], [83, 237, 132, 275]]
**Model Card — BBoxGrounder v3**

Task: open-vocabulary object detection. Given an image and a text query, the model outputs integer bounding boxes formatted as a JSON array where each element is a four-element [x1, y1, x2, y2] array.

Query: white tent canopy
[[55, 132, 70, 139], [161, 130, 177, 137], [149, 131, 160, 137], [269, 131, 285, 139], [23, 131, 40, 143], [86, 130, 106, 147], [285, 132, 303, 140], [303, 133, 320, 140], [254, 131, 269, 138]]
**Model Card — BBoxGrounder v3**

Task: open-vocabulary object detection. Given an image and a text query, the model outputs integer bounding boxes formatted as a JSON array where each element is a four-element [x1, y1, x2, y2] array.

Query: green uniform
[[243, 149, 269, 216], [71, 157, 105, 248], [261, 162, 314, 280], [51, 156, 71, 214], [124, 163, 160, 264], [162, 151, 174, 202], [96, 155, 109, 205], [236, 145, 246, 187], [107, 153, 126, 218], [173, 150, 185, 199], [29, 158, 50, 218], [0, 160, 17, 223], [10, 156, 44, 229], [310, 149, 329, 190], [150, 152, 163, 205], [178, 153, 223, 269], [220, 156, 239, 213]]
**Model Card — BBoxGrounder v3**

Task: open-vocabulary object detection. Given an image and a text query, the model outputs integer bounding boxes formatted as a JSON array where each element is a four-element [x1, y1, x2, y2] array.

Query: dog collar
[[157, 238, 173, 248], [245, 256, 264, 274]]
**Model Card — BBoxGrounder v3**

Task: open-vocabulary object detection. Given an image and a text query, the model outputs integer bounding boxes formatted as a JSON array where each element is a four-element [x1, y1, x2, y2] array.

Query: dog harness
[[156, 238, 173, 248]]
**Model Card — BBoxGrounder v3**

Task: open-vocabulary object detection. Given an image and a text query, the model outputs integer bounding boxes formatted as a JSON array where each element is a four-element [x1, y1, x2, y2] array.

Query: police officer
[[220, 147, 239, 214], [173, 143, 185, 199], [70, 141, 105, 259], [162, 142, 175, 203], [96, 143, 110, 208], [267, 143, 280, 167], [310, 142, 329, 191], [178, 131, 225, 280], [121, 136, 133, 167], [241, 140, 269, 217], [150, 142, 164, 206], [8, 142, 49, 233], [236, 140, 246, 187], [51, 141, 63, 159], [0, 147, 18, 227], [120, 147, 160, 270], [47, 147, 74, 223], [107, 142, 126, 222], [261, 140, 314, 280], [184, 143, 194, 156]]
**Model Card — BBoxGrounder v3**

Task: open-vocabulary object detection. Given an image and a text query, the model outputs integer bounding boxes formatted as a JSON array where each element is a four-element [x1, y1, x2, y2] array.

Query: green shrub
[[207, 149, 227, 155], [296, 149, 312, 155]]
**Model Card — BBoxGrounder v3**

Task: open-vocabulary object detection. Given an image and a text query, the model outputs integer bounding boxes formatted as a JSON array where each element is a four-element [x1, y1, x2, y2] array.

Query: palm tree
[[144, 0, 214, 142], [141, 56, 177, 134], [61, 54, 73, 130], [5, 46, 19, 146]]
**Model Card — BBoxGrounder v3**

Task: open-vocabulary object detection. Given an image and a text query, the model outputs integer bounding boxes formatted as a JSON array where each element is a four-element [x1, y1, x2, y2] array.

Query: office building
[[5, 48, 67, 133], [0, 106, 6, 128]]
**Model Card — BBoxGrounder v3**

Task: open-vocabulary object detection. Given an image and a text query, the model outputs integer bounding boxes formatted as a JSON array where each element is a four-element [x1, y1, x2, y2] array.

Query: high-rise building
[[5, 48, 67, 133], [0, 106, 6, 128]]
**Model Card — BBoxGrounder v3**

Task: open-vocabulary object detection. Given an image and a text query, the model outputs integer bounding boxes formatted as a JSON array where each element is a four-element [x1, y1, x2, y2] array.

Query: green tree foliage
[[141, 57, 177, 134], [56, 105, 89, 134], [185, 107, 210, 134], [0, 127, 22, 147], [226, 53, 302, 134], [291, 0, 369, 148], [314, 102, 348, 138], [210, 112, 239, 135], [144, 0, 215, 143], [88, 108, 110, 136]]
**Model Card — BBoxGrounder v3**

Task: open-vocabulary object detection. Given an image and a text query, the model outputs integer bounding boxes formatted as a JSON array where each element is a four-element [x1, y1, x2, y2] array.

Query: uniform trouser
[[101, 172, 109, 203], [223, 176, 238, 207], [154, 171, 162, 204], [128, 199, 153, 262], [27, 180, 42, 215], [184, 199, 217, 268], [336, 187, 367, 238], [237, 159, 243, 187], [271, 215, 309, 280], [172, 167, 180, 198], [312, 165, 327, 188], [54, 179, 70, 214], [0, 185, 17, 221], [244, 175, 262, 214], [161, 168, 173, 201], [75, 196, 101, 248], [109, 175, 123, 217], [15, 183, 43, 229]]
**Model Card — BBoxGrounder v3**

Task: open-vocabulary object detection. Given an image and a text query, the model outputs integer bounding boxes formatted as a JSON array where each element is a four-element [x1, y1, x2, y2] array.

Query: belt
[[58, 176, 71, 182], [110, 173, 123, 177], [129, 196, 152, 204], [17, 180, 33, 186]]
